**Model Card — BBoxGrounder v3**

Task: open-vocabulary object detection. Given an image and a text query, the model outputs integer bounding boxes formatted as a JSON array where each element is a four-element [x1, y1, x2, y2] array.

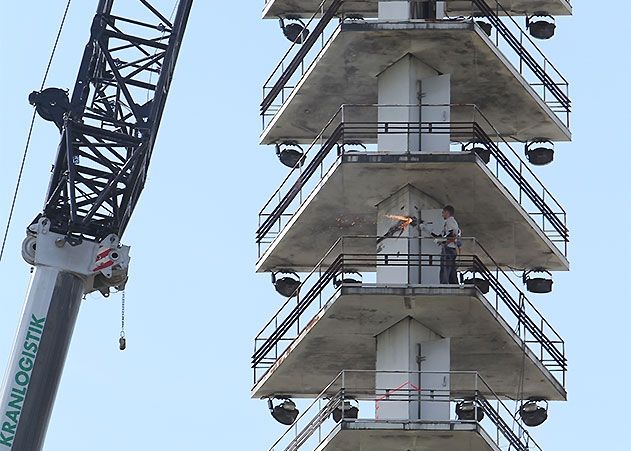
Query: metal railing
[[264, 0, 573, 9], [469, 0, 570, 122], [269, 370, 543, 451], [261, 0, 570, 129], [257, 104, 568, 258], [253, 236, 566, 387], [261, 0, 343, 115]]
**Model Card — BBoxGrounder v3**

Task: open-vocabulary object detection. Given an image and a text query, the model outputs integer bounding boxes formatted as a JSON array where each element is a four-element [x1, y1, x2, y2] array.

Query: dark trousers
[[440, 246, 458, 284]]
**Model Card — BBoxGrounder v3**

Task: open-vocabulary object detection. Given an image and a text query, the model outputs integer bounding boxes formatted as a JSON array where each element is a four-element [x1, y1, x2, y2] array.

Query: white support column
[[377, 55, 451, 153], [378, 1, 412, 20], [375, 317, 451, 421], [436, 1, 446, 18], [419, 73, 451, 152], [378, 2, 446, 20], [376, 185, 443, 284]]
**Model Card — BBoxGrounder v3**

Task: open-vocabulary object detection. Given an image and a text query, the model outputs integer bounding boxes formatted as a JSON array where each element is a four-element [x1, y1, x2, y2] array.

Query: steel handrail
[[261, 0, 343, 113], [269, 370, 542, 451], [257, 123, 343, 241], [261, 1, 570, 123], [256, 104, 568, 249], [477, 0, 570, 109], [252, 236, 566, 382]]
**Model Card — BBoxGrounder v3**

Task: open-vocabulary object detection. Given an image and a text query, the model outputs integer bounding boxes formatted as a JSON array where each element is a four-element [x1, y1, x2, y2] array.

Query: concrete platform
[[263, 0, 573, 19], [314, 422, 501, 451], [261, 21, 570, 144], [257, 153, 569, 273], [252, 286, 566, 401]]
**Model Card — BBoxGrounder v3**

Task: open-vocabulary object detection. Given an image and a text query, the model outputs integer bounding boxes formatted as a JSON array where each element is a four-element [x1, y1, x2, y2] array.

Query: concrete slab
[[257, 153, 569, 273], [252, 286, 566, 400], [263, 0, 573, 19], [261, 22, 570, 144], [315, 422, 500, 451]]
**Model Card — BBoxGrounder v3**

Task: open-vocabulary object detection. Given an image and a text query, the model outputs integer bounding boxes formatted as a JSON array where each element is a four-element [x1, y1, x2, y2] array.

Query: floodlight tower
[[0, 1, 193, 449], [254, 0, 571, 450]]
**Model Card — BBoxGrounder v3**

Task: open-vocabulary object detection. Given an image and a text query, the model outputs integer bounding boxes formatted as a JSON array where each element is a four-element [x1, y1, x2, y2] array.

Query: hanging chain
[[119, 291, 127, 350]]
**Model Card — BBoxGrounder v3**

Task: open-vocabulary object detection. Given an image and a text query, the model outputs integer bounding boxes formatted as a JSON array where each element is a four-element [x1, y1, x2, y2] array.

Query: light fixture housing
[[268, 398, 299, 425], [523, 268, 553, 294], [527, 14, 556, 40], [332, 400, 359, 423], [463, 142, 491, 164], [475, 20, 492, 37], [333, 271, 362, 288], [519, 400, 548, 427], [456, 399, 485, 422], [276, 142, 306, 168], [525, 139, 554, 166], [472, 147, 491, 164], [342, 14, 365, 23], [272, 270, 301, 298], [462, 276, 490, 294], [338, 141, 366, 155], [279, 17, 310, 43]]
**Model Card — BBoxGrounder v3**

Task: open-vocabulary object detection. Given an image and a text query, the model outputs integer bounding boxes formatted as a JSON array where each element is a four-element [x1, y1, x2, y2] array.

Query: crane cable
[[0, 0, 73, 265]]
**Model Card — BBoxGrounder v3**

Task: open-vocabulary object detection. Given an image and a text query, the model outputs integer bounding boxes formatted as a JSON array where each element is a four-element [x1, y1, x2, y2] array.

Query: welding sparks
[[377, 214, 419, 243], [385, 214, 415, 228]]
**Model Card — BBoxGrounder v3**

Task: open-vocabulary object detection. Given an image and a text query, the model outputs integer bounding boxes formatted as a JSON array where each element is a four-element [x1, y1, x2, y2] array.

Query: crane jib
[[0, 1, 193, 450], [43, 0, 194, 242]]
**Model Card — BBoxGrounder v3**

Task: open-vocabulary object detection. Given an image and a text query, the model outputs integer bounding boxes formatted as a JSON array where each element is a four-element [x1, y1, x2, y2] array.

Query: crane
[[0, 1, 193, 449]]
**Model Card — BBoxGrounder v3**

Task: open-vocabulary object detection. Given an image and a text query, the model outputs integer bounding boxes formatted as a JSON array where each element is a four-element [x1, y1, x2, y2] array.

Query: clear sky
[[1, 1, 630, 450]]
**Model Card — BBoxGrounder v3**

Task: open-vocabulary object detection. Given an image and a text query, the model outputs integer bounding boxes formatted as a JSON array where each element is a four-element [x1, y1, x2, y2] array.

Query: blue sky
[[1, 1, 630, 450]]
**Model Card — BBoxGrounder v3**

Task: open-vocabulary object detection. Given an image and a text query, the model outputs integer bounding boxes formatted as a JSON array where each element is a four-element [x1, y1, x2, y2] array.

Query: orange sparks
[[385, 214, 414, 229]]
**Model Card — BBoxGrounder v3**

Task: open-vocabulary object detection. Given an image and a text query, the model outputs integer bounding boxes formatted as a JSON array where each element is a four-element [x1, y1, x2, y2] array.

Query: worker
[[432, 205, 460, 284]]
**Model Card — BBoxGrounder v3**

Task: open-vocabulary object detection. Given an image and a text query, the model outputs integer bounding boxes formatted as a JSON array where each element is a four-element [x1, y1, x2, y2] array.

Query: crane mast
[[0, 1, 193, 449]]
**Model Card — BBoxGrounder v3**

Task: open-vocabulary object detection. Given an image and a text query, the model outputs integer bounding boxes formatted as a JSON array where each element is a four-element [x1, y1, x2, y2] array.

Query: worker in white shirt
[[432, 205, 460, 284]]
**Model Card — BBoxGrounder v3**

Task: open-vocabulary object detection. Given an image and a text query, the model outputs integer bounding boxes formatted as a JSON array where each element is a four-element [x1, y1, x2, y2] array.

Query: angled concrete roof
[[261, 21, 570, 144], [314, 423, 502, 451], [252, 286, 566, 400], [257, 153, 569, 273]]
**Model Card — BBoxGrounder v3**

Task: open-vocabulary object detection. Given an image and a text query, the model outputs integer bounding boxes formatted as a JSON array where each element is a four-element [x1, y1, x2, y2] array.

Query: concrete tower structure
[[254, 1, 571, 450]]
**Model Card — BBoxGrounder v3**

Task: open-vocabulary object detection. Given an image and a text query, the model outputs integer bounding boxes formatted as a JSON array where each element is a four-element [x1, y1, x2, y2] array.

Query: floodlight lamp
[[338, 141, 366, 155], [276, 142, 306, 168], [456, 399, 485, 422], [333, 271, 362, 288], [460, 272, 490, 294], [525, 139, 554, 166], [279, 17, 310, 44], [523, 268, 553, 294], [332, 400, 359, 423], [463, 142, 491, 164], [519, 400, 548, 427], [343, 14, 365, 23], [272, 270, 301, 298], [526, 14, 556, 40], [268, 398, 299, 425], [475, 20, 492, 36]]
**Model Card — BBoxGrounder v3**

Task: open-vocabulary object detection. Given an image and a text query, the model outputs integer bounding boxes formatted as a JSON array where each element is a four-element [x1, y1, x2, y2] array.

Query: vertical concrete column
[[375, 318, 451, 420], [378, 1, 445, 19], [377, 55, 451, 153], [378, 1, 412, 20], [376, 185, 443, 284]]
